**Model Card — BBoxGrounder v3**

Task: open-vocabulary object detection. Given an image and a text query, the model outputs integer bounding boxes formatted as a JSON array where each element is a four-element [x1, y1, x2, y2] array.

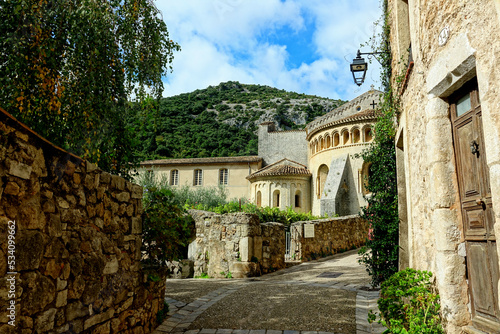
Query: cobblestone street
[[153, 249, 385, 334]]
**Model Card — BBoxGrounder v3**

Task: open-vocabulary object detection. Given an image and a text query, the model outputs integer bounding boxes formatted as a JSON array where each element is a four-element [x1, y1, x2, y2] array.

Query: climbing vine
[[0, 0, 180, 177], [357, 0, 401, 287]]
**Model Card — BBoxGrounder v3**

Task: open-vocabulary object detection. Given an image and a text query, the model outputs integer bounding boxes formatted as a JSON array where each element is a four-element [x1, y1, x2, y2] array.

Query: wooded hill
[[127, 81, 346, 160]]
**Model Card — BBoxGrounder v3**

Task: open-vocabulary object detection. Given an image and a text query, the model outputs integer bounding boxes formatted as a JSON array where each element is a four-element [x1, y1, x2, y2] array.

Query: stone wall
[[188, 210, 367, 278], [258, 122, 308, 166], [291, 215, 369, 261], [260, 222, 286, 274], [188, 210, 286, 278], [0, 109, 165, 334], [388, 1, 500, 333]]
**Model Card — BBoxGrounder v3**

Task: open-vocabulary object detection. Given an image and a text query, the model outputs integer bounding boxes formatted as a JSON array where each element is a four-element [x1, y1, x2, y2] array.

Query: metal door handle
[[470, 140, 479, 155]]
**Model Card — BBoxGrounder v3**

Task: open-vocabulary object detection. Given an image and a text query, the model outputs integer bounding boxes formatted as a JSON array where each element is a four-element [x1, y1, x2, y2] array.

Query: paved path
[[153, 249, 385, 334]]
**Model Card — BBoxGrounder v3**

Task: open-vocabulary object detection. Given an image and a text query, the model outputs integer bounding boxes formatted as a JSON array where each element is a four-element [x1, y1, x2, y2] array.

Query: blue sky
[[156, 0, 383, 101]]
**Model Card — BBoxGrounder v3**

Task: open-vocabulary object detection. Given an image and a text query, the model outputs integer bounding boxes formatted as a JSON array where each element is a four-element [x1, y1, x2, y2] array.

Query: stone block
[[66, 301, 89, 321], [21, 272, 55, 314], [45, 259, 62, 279], [57, 197, 70, 209], [428, 162, 457, 209], [111, 175, 125, 191], [131, 217, 142, 234], [4, 182, 19, 195], [17, 231, 45, 270], [239, 237, 252, 262], [432, 208, 461, 251], [86, 161, 98, 172], [57, 278, 67, 291], [56, 289, 68, 307], [131, 185, 143, 199], [116, 192, 131, 203], [103, 255, 119, 275], [8, 160, 32, 179], [69, 276, 86, 300], [425, 117, 454, 164], [34, 308, 57, 332]]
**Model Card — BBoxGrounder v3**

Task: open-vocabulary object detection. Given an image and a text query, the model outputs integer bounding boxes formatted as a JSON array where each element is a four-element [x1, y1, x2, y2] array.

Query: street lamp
[[350, 49, 386, 86], [350, 50, 368, 86]]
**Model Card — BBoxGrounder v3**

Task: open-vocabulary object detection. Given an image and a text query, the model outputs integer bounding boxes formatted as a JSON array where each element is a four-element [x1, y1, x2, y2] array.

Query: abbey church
[[141, 88, 382, 217]]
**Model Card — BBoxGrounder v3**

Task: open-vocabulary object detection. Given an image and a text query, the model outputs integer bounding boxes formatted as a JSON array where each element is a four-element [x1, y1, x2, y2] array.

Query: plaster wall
[[142, 162, 260, 200], [249, 176, 311, 213], [389, 0, 500, 332]]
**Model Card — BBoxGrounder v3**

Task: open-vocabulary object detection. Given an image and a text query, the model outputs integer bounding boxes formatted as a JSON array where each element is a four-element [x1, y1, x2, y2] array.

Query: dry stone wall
[[0, 109, 165, 334], [188, 210, 367, 277], [188, 210, 285, 278], [291, 215, 369, 261]]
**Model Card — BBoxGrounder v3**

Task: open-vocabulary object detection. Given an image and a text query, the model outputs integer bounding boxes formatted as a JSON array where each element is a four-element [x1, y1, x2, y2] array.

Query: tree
[[0, 0, 180, 177]]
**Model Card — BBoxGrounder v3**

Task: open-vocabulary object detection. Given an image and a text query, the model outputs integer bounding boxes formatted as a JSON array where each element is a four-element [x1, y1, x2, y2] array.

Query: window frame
[[194, 169, 203, 186]]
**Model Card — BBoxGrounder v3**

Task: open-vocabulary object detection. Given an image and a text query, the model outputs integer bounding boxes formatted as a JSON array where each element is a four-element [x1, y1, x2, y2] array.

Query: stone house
[[389, 0, 500, 333], [141, 89, 381, 217]]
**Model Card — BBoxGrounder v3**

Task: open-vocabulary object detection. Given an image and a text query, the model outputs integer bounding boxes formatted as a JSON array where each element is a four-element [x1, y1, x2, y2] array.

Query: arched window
[[353, 128, 361, 143], [194, 169, 203, 186], [364, 127, 373, 142], [273, 190, 280, 208], [320, 137, 325, 150], [333, 132, 340, 147], [317, 164, 329, 199], [311, 143, 315, 155], [315, 139, 319, 153], [219, 168, 228, 185], [360, 162, 372, 195], [342, 130, 350, 145], [295, 190, 301, 208], [170, 170, 179, 186], [326, 135, 331, 148]]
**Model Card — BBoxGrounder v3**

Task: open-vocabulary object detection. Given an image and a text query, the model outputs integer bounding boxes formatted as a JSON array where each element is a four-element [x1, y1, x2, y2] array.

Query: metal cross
[[370, 100, 377, 109]]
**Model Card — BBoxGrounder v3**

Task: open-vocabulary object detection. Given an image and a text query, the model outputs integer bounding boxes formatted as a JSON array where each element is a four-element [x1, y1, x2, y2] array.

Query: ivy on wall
[[357, 0, 400, 287]]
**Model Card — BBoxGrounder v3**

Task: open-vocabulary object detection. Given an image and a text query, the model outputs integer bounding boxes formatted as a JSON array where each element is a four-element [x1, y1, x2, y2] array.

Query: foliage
[[195, 273, 210, 279], [156, 301, 169, 324], [141, 186, 195, 266], [370, 268, 443, 334], [189, 200, 326, 225], [126, 81, 346, 160], [357, 0, 400, 287], [0, 0, 180, 178]]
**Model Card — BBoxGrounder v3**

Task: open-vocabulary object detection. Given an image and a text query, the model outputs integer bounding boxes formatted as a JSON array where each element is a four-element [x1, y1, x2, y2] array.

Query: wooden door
[[451, 80, 500, 332]]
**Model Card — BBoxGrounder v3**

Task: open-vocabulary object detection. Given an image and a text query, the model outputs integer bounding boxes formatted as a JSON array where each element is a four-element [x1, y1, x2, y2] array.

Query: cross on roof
[[370, 100, 377, 109]]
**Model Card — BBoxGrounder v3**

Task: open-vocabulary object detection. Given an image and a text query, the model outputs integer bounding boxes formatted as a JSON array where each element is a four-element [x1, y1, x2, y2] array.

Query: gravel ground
[[165, 280, 236, 304], [188, 283, 356, 333]]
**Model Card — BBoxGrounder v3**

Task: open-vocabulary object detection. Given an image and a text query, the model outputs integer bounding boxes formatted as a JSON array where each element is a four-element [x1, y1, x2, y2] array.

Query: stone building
[[141, 89, 381, 216], [389, 0, 500, 333], [140, 156, 262, 200]]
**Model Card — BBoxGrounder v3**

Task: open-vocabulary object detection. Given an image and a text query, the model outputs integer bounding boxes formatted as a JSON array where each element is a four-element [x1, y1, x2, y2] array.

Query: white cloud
[[157, 0, 383, 101]]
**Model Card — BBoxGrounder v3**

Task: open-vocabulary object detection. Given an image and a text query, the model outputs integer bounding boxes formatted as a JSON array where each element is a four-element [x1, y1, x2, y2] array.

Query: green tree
[[0, 0, 180, 177]]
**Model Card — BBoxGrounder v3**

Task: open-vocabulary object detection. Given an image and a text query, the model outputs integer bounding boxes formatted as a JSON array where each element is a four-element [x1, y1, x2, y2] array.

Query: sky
[[156, 0, 383, 101]]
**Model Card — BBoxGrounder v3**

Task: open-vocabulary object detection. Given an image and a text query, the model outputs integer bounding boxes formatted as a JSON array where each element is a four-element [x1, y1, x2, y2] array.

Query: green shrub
[[371, 268, 443, 334], [141, 187, 195, 266]]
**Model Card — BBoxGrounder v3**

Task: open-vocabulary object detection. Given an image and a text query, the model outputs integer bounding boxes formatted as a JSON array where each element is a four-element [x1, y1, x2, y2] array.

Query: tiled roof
[[141, 156, 262, 166], [246, 158, 311, 180]]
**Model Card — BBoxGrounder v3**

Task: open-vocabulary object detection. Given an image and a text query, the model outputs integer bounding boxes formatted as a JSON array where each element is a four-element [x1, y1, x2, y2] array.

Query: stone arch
[[360, 161, 372, 195], [314, 139, 319, 153], [352, 127, 361, 143], [257, 190, 262, 207], [325, 134, 331, 148], [333, 132, 340, 147], [319, 136, 325, 150], [317, 164, 329, 199], [363, 125, 373, 142], [342, 129, 350, 145]]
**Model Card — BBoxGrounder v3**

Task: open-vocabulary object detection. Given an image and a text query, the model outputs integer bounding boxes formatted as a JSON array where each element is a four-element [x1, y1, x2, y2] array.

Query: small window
[[219, 168, 228, 185], [326, 135, 331, 148], [194, 169, 203, 186], [295, 191, 301, 208], [273, 190, 280, 208], [256, 191, 262, 207], [170, 170, 179, 186]]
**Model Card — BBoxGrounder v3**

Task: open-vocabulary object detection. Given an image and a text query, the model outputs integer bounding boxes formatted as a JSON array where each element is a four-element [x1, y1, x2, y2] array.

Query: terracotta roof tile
[[247, 158, 311, 180], [141, 156, 262, 166]]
